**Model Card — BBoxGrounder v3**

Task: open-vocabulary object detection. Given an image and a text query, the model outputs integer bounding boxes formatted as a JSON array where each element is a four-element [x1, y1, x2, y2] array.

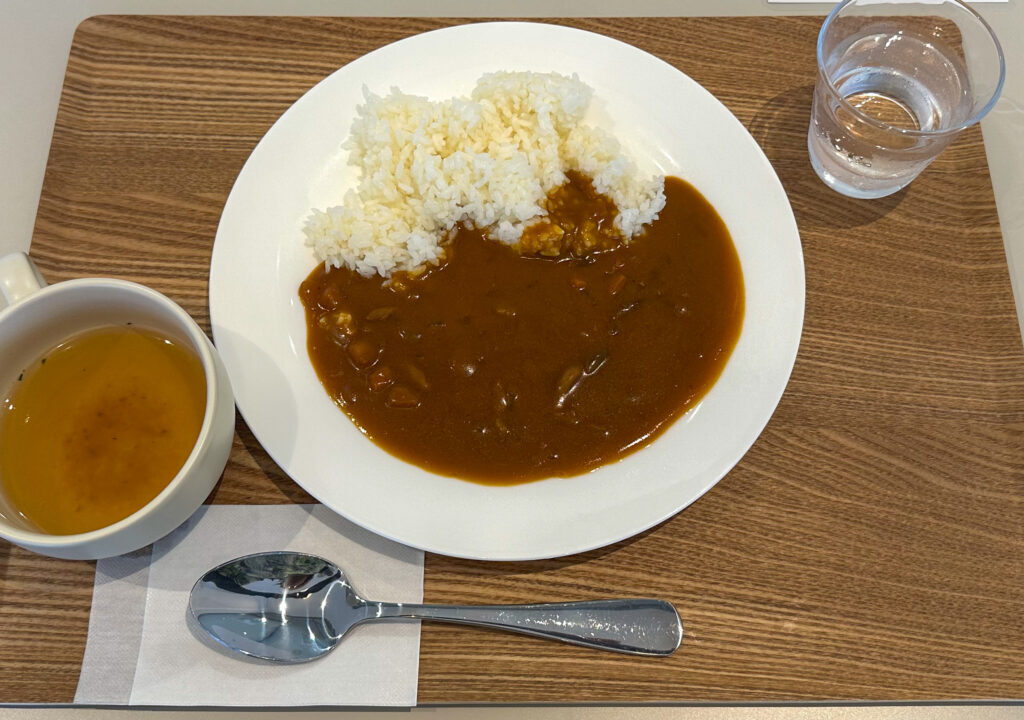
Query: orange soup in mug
[[1, 325, 207, 535]]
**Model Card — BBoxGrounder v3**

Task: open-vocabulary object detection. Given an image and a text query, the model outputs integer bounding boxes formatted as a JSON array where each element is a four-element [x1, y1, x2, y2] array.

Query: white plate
[[209, 22, 804, 561]]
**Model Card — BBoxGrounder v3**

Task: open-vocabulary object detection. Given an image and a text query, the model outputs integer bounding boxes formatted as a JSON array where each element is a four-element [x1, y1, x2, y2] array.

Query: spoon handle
[[371, 599, 682, 656]]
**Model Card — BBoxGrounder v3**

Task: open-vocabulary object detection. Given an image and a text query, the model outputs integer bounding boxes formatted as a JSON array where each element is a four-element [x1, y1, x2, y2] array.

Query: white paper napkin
[[75, 504, 424, 707]]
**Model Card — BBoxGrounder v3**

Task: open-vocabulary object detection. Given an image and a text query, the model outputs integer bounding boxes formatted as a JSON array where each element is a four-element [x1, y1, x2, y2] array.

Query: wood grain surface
[[1, 15, 1022, 704]]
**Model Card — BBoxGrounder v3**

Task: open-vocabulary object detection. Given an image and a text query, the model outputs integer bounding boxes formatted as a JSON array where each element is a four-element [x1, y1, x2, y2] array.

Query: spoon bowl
[[189, 551, 682, 662]]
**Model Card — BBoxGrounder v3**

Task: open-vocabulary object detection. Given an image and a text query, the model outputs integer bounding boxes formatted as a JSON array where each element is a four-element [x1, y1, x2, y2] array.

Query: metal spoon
[[189, 551, 682, 662]]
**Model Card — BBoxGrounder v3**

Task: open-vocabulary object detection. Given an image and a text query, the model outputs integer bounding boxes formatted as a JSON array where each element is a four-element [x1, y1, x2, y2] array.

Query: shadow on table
[[429, 515, 669, 578], [235, 419, 317, 504], [746, 84, 909, 229]]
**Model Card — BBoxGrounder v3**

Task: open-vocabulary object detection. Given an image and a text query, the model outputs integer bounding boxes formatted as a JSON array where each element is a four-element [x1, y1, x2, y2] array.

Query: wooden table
[[2, 16, 1022, 704]]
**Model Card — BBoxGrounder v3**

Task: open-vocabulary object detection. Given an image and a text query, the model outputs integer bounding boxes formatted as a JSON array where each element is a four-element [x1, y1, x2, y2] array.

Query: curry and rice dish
[[299, 71, 744, 484]]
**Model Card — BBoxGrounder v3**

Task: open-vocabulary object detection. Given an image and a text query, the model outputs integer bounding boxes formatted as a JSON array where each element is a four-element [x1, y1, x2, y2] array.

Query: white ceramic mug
[[0, 252, 235, 559]]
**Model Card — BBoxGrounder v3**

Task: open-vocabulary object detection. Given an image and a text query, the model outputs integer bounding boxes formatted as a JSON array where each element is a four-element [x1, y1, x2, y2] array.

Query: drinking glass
[[808, 0, 1005, 199]]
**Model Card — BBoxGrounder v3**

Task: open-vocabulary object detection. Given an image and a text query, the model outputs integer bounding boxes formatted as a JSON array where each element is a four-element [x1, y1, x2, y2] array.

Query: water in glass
[[809, 24, 970, 199]]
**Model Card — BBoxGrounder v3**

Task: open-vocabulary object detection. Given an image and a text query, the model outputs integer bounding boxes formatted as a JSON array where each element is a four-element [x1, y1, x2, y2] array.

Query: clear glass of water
[[808, 0, 1005, 199]]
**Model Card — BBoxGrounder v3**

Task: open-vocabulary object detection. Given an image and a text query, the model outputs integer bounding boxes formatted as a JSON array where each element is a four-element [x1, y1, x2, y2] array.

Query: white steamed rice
[[303, 71, 666, 278]]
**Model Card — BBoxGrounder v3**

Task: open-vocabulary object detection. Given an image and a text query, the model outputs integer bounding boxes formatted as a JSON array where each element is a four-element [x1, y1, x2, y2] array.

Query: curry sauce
[[299, 174, 744, 484]]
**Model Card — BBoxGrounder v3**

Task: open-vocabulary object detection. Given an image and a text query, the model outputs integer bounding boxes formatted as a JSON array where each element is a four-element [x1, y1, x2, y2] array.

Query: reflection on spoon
[[189, 551, 683, 662]]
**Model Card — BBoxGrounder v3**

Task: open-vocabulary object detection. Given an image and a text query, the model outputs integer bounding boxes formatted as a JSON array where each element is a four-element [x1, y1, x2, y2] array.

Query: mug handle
[[0, 252, 47, 311]]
